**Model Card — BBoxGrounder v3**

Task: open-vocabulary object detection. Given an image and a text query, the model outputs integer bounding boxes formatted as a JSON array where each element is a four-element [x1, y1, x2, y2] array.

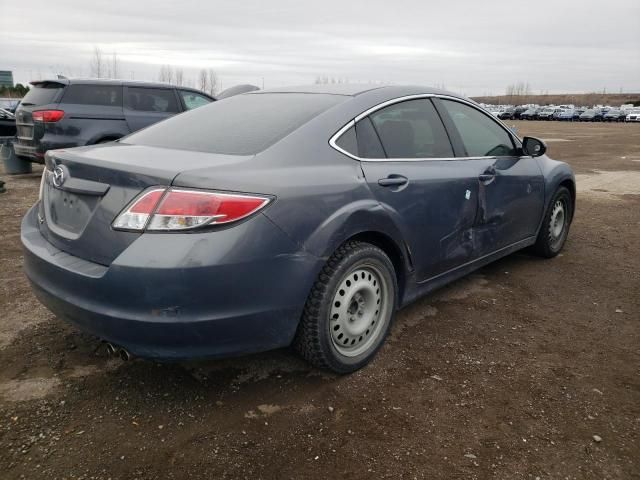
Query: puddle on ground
[[576, 170, 640, 198]]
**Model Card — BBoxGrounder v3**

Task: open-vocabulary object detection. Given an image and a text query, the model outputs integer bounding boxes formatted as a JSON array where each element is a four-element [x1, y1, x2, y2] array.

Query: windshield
[[124, 93, 346, 155], [20, 82, 65, 106]]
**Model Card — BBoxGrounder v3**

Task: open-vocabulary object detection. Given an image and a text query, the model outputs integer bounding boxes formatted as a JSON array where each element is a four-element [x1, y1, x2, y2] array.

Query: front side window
[[179, 90, 212, 110], [61, 84, 123, 107], [368, 99, 453, 159], [126, 87, 179, 113], [440, 100, 517, 157]]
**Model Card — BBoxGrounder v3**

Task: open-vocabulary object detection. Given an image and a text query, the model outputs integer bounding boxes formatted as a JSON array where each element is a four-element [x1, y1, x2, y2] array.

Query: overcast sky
[[1, 0, 639, 96]]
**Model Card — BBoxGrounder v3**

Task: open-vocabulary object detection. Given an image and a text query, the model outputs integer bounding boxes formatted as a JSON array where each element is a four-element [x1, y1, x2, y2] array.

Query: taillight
[[112, 188, 271, 231], [32, 110, 65, 123]]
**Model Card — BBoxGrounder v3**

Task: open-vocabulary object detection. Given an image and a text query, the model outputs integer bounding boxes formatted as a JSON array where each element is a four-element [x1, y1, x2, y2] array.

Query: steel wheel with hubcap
[[294, 241, 397, 373]]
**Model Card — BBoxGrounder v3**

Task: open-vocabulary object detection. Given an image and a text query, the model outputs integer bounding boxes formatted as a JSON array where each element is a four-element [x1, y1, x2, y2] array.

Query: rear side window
[[356, 117, 385, 158], [21, 82, 64, 106], [335, 125, 357, 155], [179, 90, 212, 110], [440, 100, 517, 157], [61, 84, 122, 107], [126, 87, 179, 113], [369, 99, 453, 159], [124, 93, 346, 155]]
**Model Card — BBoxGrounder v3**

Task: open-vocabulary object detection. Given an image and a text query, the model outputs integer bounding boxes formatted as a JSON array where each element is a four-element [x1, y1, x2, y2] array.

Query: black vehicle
[[579, 109, 603, 122], [0, 108, 16, 136], [14, 79, 215, 163], [603, 109, 626, 122], [0, 98, 20, 113]]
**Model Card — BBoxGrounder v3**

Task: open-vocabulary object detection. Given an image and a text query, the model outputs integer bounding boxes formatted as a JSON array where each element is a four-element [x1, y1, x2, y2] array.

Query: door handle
[[478, 166, 497, 183], [378, 175, 408, 187]]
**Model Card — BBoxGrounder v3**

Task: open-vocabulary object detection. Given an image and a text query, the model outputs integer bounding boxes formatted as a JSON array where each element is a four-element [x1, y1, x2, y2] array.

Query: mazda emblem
[[52, 166, 65, 188]]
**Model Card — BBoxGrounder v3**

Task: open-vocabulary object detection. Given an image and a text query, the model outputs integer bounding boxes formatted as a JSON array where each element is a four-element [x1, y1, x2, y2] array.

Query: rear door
[[356, 98, 492, 281], [123, 86, 181, 132], [57, 83, 126, 143], [436, 98, 544, 256]]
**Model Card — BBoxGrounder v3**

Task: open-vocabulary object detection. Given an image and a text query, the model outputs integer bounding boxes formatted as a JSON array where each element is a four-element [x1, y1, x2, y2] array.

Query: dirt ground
[[0, 121, 639, 480]]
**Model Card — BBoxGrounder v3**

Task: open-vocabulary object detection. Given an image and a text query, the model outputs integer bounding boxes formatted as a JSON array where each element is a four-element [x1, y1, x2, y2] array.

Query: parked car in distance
[[625, 108, 640, 122], [572, 108, 586, 121], [498, 107, 515, 120], [537, 107, 558, 120], [556, 109, 575, 121], [579, 108, 603, 122], [0, 108, 16, 136], [14, 79, 215, 163], [216, 84, 260, 100], [22, 84, 575, 373], [520, 107, 539, 120], [0, 98, 20, 113], [603, 109, 626, 122], [513, 106, 528, 120]]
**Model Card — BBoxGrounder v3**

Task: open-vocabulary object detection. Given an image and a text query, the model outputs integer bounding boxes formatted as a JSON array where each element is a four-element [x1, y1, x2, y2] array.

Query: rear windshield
[[21, 82, 64, 106], [123, 93, 346, 155]]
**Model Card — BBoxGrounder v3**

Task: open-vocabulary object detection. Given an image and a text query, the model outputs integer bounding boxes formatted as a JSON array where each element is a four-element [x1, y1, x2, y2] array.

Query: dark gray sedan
[[21, 84, 575, 373]]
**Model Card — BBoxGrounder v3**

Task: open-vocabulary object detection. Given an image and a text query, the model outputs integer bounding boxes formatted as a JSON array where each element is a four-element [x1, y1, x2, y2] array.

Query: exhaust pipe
[[104, 342, 117, 356], [118, 348, 132, 362]]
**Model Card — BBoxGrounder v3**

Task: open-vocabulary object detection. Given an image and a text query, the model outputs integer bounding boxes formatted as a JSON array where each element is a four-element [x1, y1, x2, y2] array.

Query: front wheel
[[294, 241, 397, 373], [532, 187, 573, 258]]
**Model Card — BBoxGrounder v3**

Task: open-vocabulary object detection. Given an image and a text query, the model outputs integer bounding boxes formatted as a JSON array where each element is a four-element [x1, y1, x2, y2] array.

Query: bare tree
[[199, 69, 208, 92], [175, 68, 184, 86], [110, 52, 120, 79], [90, 46, 104, 78], [158, 65, 174, 84], [207, 69, 218, 95]]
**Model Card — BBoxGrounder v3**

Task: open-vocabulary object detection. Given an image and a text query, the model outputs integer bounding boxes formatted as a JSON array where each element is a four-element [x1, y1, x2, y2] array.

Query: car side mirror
[[522, 136, 547, 157]]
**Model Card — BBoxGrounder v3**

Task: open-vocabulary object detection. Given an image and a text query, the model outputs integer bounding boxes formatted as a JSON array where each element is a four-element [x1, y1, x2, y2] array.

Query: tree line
[[89, 47, 219, 95]]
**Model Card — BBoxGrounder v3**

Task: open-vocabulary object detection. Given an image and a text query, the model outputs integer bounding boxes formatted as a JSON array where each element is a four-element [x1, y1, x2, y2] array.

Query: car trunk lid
[[40, 143, 252, 265]]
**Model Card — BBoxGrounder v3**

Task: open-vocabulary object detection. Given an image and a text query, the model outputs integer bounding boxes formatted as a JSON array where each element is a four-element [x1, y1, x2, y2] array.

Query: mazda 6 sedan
[[21, 85, 575, 373]]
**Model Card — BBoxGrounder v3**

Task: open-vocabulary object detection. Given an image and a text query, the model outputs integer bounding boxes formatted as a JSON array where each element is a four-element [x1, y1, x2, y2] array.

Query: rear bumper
[[15, 136, 80, 163], [21, 205, 322, 359]]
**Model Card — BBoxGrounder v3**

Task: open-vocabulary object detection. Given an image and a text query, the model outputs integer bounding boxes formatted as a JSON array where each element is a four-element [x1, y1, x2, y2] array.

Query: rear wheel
[[532, 187, 573, 258], [294, 241, 397, 373]]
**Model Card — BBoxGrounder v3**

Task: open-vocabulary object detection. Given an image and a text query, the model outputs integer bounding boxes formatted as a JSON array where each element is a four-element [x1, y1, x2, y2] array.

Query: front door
[[436, 98, 545, 256], [357, 98, 491, 281], [124, 86, 181, 133]]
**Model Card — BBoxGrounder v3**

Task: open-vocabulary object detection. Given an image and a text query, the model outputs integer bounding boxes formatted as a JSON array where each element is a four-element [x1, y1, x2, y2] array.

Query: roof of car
[[31, 78, 206, 91], [255, 84, 465, 102]]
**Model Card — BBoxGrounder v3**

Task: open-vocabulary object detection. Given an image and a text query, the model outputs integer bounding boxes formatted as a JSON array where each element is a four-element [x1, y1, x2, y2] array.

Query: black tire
[[532, 186, 573, 258], [293, 241, 397, 373]]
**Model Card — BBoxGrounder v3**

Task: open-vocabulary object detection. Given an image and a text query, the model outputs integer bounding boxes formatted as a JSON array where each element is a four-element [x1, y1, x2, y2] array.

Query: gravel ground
[[0, 121, 639, 479]]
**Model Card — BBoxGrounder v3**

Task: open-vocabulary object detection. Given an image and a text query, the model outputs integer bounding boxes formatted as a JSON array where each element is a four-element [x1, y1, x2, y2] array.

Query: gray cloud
[[1, 0, 639, 95]]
